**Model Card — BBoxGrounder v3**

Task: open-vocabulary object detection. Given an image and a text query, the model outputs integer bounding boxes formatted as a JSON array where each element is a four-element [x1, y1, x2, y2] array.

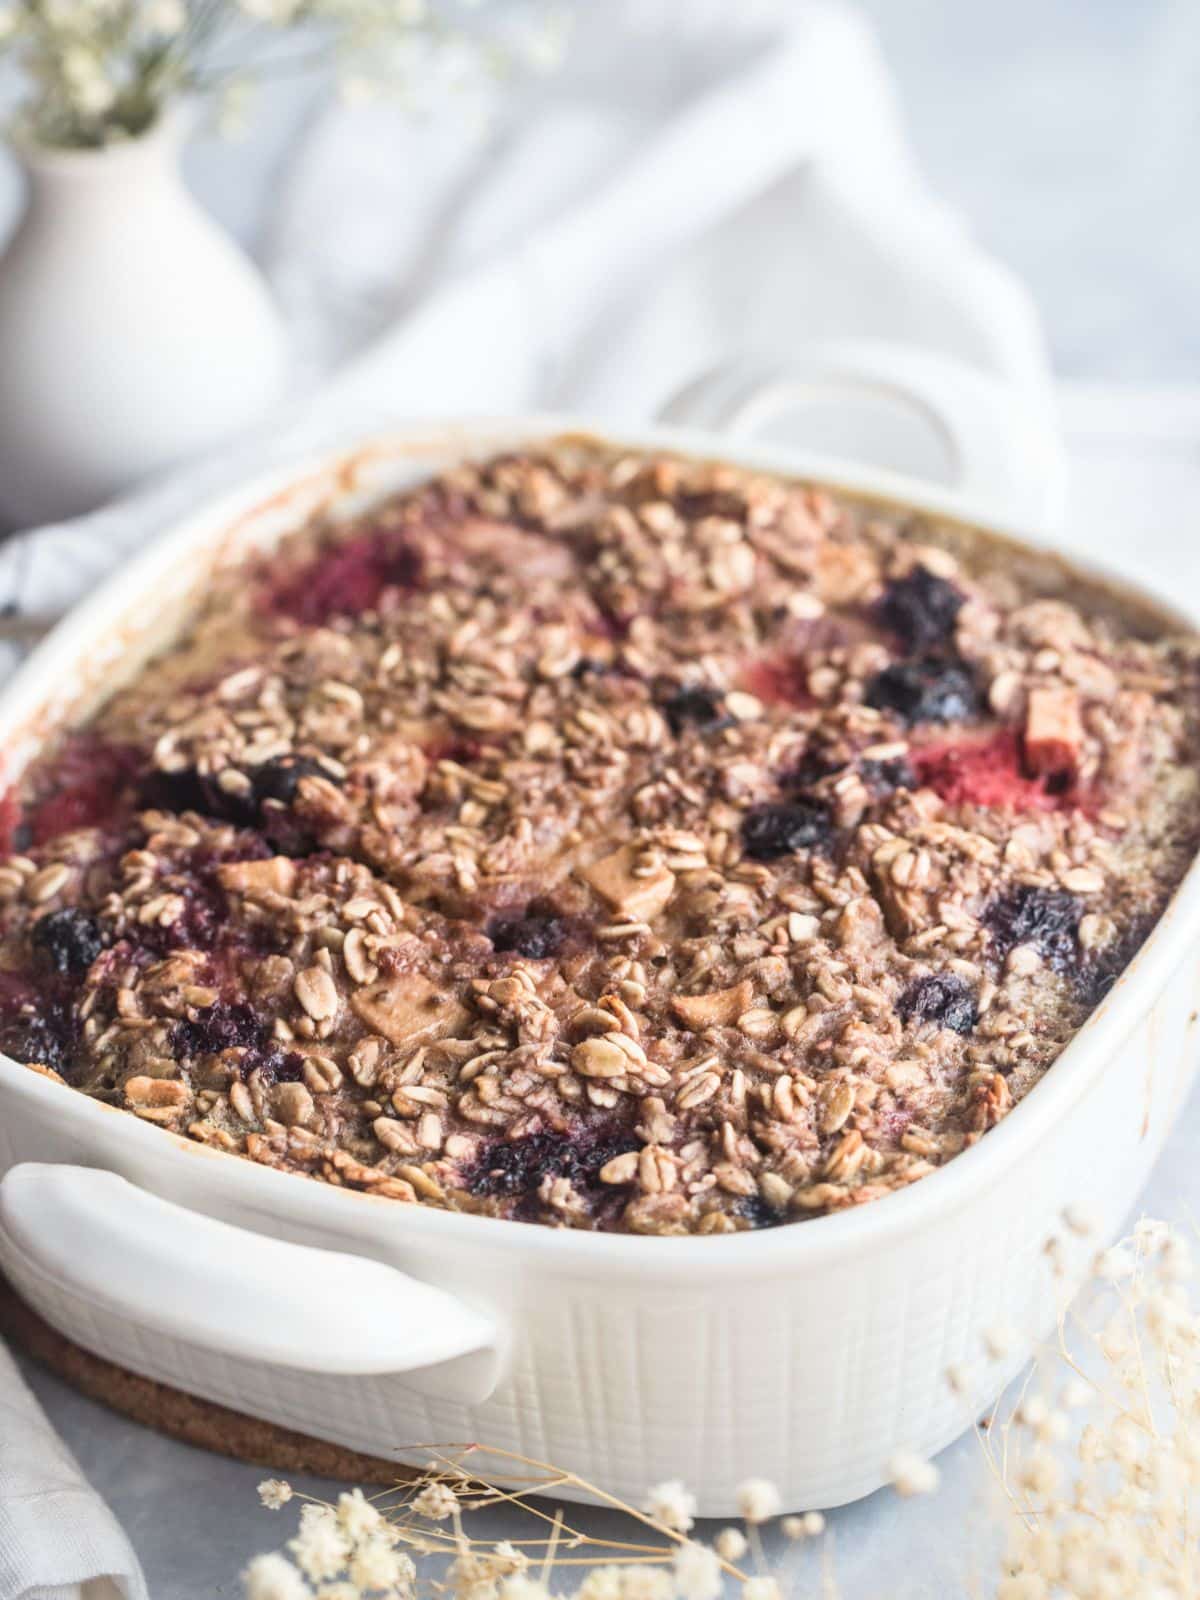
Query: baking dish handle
[[657, 338, 1067, 536], [0, 1163, 500, 1402]]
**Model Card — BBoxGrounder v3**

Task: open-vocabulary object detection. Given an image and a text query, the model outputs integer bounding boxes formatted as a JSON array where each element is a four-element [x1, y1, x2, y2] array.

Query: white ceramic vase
[[0, 112, 287, 527]]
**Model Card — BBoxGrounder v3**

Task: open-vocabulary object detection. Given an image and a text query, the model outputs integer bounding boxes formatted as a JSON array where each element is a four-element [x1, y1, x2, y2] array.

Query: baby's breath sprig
[[244, 1444, 827, 1600], [244, 1217, 1200, 1600], [0, 0, 565, 150]]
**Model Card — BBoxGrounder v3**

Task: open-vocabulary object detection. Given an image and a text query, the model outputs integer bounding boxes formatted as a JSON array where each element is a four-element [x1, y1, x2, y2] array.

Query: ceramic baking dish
[[0, 399, 1196, 1515]]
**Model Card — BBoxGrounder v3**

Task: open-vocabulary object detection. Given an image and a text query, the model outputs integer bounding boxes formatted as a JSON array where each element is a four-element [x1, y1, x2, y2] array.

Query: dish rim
[[1, 410, 1196, 1274]]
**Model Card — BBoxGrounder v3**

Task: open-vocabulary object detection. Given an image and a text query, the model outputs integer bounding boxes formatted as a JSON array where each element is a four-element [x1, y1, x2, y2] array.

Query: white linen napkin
[[0, 4, 1055, 1595], [0, 1344, 145, 1600]]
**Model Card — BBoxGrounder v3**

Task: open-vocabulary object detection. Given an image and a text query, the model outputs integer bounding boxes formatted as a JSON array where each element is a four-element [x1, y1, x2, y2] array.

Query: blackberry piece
[[984, 885, 1083, 974], [31, 908, 106, 975], [489, 913, 569, 960], [661, 685, 729, 736], [251, 755, 336, 807], [241, 1042, 305, 1085], [878, 565, 965, 651], [865, 657, 981, 726], [465, 1126, 639, 1203], [139, 767, 258, 826], [0, 986, 78, 1078], [174, 1001, 264, 1058], [741, 799, 834, 861], [739, 1193, 786, 1229], [859, 756, 917, 795], [898, 972, 978, 1035]]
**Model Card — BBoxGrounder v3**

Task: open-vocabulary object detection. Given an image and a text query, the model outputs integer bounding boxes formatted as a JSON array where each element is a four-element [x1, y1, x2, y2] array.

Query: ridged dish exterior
[[0, 423, 1196, 1514]]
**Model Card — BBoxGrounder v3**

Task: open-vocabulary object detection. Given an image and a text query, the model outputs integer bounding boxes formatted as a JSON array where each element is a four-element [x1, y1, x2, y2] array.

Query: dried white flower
[[257, 1479, 293, 1511], [735, 1477, 781, 1525], [335, 1488, 381, 1543], [498, 1577, 550, 1600], [983, 1323, 1018, 1360], [242, 1552, 309, 1600], [574, 1567, 622, 1600], [887, 1450, 941, 1497], [289, 1516, 350, 1583], [713, 1527, 747, 1562], [671, 1541, 721, 1600], [1095, 1244, 1136, 1282], [740, 1580, 781, 1600], [412, 1480, 459, 1521], [643, 1479, 696, 1533], [347, 1538, 404, 1592], [780, 1510, 825, 1539], [619, 1569, 674, 1600]]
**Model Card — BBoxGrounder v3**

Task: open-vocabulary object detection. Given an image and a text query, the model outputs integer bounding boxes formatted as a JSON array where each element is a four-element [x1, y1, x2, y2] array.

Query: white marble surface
[[8, 4, 1200, 1593]]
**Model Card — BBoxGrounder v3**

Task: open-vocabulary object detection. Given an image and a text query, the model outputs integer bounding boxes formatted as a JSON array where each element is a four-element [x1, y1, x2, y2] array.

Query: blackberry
[[741, 799, 834, 861], [140, 755, 338, 840], [489, 913, 569, 960], [898, 972, 978, 1035], [865, 657, 981, 726], [878, 565, 965, 651], [859, 756, 917, 795], [139, 766, 253, 825], [465, 1126, 639, 1203], [251, 755, 335, 807], [0, 988, 78, 1078], [242, 1043, 305, 1085], [174, 1001, 264, 1058], [31, 907, 106, 975], [661, 685, 729, 736], [984, 885, 1082, 974]]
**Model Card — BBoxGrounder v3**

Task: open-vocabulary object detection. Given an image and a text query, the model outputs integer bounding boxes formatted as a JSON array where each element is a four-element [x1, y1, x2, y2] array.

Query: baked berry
[[465, 1125, 639, 1203], [174, 1001, 264, 1058], [139, 767, 254, 825], [251, 755, 336, 807], [31, 908, 106, 975], [898, 972, 978, 1034], [661, 685, 729, 736], [741, 799, 834, 860], [878, 565, 965, 651], [859, 755, 917, 795], [489, 913, 569, 960], [865, 657, 981, 725], [984, 885, 1082, 973]]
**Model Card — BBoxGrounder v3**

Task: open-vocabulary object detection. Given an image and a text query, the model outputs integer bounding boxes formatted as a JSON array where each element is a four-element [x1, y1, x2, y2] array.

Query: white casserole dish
[[0, 405, 1195, 1515]]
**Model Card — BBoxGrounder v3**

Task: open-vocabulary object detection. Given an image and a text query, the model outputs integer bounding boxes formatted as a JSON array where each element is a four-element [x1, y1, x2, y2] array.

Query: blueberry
[[878, 565, 965, 651], [661, 685, 729, 736], [984, 885, 1082, 974], [741, 799, 834, 861], [898, 972, 978, 1034], [31, 908, 106, 975], [865, 657, 981, 725], [489, 914, 569, 960]]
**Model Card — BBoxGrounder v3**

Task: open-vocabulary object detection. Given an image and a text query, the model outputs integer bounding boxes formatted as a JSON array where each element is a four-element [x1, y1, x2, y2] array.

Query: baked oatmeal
[[0, 441, 1197, 1234]]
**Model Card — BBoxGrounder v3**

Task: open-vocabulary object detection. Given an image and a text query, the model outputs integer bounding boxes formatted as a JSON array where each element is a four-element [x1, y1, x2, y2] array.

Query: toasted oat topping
[[1, 441, 1197, 1234]]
